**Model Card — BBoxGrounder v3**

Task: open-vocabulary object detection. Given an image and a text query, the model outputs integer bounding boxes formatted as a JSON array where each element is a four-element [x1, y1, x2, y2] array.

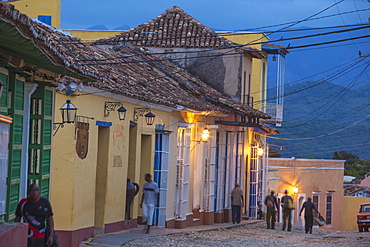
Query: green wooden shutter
[[6, 75, 24, 221], [0, 72, 8, 115], [29, 85, 53, 199]]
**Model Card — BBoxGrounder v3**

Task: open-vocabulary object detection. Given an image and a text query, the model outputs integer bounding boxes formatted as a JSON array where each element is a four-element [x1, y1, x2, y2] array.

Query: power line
[[75, 24, 370, 63], [267, 113, 370, 141], [282, 63, 370, 122], [279, 62, 370, 127], [239, 7, 370, 32], [286, 34, 370, 50]]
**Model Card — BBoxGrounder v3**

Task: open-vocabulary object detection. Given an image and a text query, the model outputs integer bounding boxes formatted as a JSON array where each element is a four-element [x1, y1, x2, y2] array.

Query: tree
[[332, 150, 359, 165], [269, 147, 282, 158], [333, 150, 370, 177]]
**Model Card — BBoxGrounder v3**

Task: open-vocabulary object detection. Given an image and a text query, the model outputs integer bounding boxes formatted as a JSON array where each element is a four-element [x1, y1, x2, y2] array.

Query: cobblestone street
[[124, 221, 370, 247]]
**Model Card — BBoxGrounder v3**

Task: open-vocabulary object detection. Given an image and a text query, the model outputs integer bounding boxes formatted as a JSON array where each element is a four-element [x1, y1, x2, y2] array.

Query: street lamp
[[134, 108, 156, 125], [60, 99, 77, 123], [257, 147, 264, 157], [117, 106, 127, 121], [144, 112, 156, 125], [53, 99, 78, 136], [201, 128, 210, 142]]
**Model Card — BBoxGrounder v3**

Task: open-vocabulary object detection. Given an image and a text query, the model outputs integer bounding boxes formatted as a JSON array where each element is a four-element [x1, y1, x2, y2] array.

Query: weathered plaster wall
[[148, 47, 245, 99]]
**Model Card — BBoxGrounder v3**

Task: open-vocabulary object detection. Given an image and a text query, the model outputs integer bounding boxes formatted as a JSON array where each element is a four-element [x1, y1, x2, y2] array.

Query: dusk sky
[[61, 0, 370, 88]]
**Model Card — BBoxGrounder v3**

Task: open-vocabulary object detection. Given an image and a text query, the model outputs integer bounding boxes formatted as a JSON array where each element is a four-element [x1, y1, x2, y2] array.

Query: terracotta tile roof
[[0, 2, 270, 119], [93, 6, 264, 59]]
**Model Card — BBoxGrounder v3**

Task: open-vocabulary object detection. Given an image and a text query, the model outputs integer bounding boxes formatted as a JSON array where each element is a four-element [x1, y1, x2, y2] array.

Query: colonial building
[[93, 6, 280, 220], [0, 1, 93, 223]]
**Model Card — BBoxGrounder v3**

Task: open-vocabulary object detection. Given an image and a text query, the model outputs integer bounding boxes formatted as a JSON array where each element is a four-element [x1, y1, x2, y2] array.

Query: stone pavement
[[79, 219, 261, 247]]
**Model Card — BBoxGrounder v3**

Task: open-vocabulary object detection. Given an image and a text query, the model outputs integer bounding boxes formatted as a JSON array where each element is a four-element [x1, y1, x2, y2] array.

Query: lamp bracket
[[53, 123, 64, 137], [133, 107, 150, 122], [104, 102, 123, 117]]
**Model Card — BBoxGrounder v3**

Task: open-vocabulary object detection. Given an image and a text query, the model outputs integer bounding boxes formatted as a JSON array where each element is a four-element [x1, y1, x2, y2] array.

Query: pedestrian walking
[[15, 183, 56, 247], [299, 197, 318, 234], [231, 183, 244, 224], [264, 190, 278, 229], [281, 189, 294, 231], [126, 178, 139, 220], [140, 173, 159, 234]]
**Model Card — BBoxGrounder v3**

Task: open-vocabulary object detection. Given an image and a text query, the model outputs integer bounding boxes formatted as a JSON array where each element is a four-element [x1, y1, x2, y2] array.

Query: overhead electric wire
[[238, 7, 370, 32], [75, 24, 370, 63], [279, 62, 370, 127], [289, 39, 370, 52], [286, 34, 370, 50], [75, 0, 353, 66], [282, 63, 369, 122], [255, 57, 367, 104], [268, 113, 370, 141]]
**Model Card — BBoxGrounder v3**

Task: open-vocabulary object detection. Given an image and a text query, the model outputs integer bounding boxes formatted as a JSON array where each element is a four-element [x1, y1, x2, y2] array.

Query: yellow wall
[[11, 0, 61, 28], [219, 32, 268, 111], [67, 30, 123, 43], [342, 196, 370, 231], [51, 91, 170, 231]]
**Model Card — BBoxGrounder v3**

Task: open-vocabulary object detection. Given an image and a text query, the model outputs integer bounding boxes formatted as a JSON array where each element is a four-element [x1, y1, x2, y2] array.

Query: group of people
[[264, 189, 319, 234], [16, 174, 159, 247]]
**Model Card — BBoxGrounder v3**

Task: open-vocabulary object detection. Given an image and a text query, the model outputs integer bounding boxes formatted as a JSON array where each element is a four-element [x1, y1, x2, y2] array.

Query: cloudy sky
[[61, 0, 370, 87]]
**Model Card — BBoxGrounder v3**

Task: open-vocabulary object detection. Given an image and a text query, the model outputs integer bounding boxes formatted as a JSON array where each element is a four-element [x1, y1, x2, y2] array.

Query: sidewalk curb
[[80, 220, 263, 247]]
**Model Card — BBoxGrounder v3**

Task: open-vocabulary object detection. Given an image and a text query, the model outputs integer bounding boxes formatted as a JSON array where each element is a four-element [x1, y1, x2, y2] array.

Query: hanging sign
[[76, 122, 89, 159]]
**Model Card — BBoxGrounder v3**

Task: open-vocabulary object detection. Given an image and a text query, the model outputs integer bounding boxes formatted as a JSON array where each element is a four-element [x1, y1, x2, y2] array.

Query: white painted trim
[[178, 123, 194, 128], [20, 82, 38, 199]]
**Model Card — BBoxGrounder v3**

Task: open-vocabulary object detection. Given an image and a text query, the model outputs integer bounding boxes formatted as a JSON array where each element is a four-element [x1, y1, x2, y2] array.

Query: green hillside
[[267, 81, 370, 159]]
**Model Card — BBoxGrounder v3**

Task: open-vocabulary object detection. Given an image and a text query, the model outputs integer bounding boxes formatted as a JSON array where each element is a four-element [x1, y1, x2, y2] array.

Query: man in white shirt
[[140, 173, 159, 234]]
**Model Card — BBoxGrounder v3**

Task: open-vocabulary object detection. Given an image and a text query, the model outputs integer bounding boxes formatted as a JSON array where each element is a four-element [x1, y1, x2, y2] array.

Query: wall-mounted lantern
[[201, 128, 210, 142], [60, 99, 77, 124], [134, 108, 156, 125], [53, 99, 78, 136], [257, 147, 264, 157], [104, 102, 126, 121], [117, 106, 127, 121], [0, 79, 4, 98], [293, 186, 299, 195], [144, 112, 156, 125]]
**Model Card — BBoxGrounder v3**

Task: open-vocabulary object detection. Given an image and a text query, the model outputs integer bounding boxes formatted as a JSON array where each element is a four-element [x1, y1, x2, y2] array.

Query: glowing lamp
[[201, 129, 210, 142]]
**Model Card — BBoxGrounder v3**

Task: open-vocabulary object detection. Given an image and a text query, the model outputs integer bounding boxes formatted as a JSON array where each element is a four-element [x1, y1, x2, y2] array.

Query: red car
[[357, 203, 370, 232]]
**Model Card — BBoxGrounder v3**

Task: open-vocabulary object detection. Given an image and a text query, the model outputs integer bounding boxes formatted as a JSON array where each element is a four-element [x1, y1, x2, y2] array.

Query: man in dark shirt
[[281, 190, 293, 231], [15, 183, 55, 247], [264, 190, 278, 229], [299, 197, 318, 234]]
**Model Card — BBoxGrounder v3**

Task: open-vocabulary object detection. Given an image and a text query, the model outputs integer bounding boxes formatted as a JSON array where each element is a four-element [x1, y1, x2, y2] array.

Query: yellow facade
[[10, 0, 61, 28], [342, 196, 370, 231], [67, 30, 123, 43], [219, 32, 268, 111], [51, 91, 171, 238]]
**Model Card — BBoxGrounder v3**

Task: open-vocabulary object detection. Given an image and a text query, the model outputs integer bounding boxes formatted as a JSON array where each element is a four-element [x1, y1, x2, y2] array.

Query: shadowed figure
[[126, 178, 139, 220]]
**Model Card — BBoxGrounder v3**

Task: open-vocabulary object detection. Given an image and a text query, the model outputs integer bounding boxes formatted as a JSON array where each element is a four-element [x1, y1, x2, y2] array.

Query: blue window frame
[[38, 15, 52, 25]]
